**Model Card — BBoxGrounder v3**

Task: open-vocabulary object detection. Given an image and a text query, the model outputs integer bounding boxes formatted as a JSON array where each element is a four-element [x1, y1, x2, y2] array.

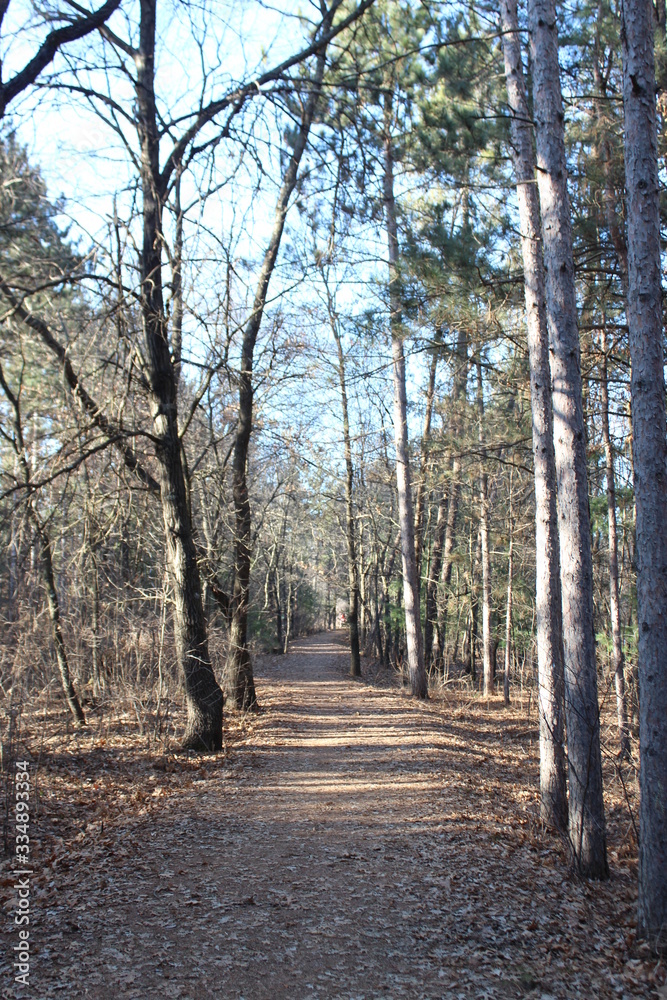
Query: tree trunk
[[599, 327, 630, 759], [469, 526, 482, 685], [331, 309, 361, 677], [383, 89, 427, 699], [620, 0, 667, 948], [424, 492, 447, 666], [504, 471, 513, 707], [529, 0, 608, 875], [0, 362, 86, 724], [284, 577, 294, 654], [225, 44, 329, 708], [34, 515, 86, 726], [273, 571, 284, 653], [499, 0, 567, 830], [90, 551, 101, 697], [414, 328, 442, 578], [477, 360, 494, 696], [433, 328, 468, 666], [136, 0, 223, 749]]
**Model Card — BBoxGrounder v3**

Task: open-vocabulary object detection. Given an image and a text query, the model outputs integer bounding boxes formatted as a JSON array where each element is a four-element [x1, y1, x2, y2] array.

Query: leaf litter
[[0, 631, 662, 999]]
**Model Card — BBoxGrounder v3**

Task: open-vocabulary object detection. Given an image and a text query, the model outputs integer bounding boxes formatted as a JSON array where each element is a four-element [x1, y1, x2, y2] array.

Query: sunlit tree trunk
[[383, 89, 427, 699], [529, 0, 607, 874], [424, 492, 447, 666], [331, 306, 361, 677], [500, 0, 567, 830], [433, 327, 468, 666], [414, 328, 442, 578], [477, 360, 494, 696], [620, 0, 667, 947], [504, 470, 514, 706], [599, 327, 630, 759]]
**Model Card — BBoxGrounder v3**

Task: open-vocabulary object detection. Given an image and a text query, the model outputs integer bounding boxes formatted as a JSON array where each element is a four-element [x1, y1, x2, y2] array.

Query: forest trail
[[4, 632, 648, 999]]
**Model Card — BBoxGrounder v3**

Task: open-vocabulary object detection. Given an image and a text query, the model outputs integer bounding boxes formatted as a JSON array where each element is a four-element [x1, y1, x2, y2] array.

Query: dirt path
[[1, 632, 656, 998]]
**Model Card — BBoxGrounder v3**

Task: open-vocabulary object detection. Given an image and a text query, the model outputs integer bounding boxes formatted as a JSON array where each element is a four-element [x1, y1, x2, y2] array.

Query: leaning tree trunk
[[383, 89, 427, 699], [529, 0, 607, 875], [32, 516, 86, 725], [620, 0, 667, 949], [225, 44, 329, 708], [599, 328, 630, 759], [500, 0, 567, 830], [477, 360, 494, 696], [136, 0, 223, 749]]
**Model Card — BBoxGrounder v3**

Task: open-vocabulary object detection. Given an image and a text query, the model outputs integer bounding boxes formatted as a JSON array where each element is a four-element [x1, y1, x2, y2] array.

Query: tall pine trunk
[[529, 0, 607, 874], [383, 90, 427, 699], [477, 360, 494, 696], [504, 470, 514, 707], [433, 328, 468, 667], [424, 492, 447, 666], [414, 329, 442, 578], [599, 328, 630, 759], [331, 304, 361, 677], [620, 0, 667, 948], [500, 0, 567, 830]]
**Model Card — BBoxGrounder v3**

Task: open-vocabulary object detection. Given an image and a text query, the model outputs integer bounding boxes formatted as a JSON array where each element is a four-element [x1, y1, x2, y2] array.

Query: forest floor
[[1, 631, 663, 1000]]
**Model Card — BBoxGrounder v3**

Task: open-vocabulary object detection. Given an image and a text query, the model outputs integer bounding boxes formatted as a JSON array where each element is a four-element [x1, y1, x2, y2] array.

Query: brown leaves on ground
[[0, 631, 662, 999]]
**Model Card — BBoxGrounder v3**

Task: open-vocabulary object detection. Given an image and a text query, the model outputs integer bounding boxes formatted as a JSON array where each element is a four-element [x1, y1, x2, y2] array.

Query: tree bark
[[136, 0, 223, 750], [504, 471, 514, 706], [599, 327, 630, 759], [225, 42, 329, 708], [477, 360, 494, 696], [424, 491, 447, 666], [529, 0, 608, 875], [383, 89, 427, 699], [620, 0, 667, 949], [330, 304, 361, 677], [433, 328, 468, 667], [33, 516, 86, 725], [500, 0, 567, 831], [414, 328, 442, 579]]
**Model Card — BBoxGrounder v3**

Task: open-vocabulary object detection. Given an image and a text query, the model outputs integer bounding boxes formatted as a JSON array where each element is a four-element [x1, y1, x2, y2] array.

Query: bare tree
[[0, 361, 85, 724], [0, 0, 121, 117], [224, 32, 331, 709]]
